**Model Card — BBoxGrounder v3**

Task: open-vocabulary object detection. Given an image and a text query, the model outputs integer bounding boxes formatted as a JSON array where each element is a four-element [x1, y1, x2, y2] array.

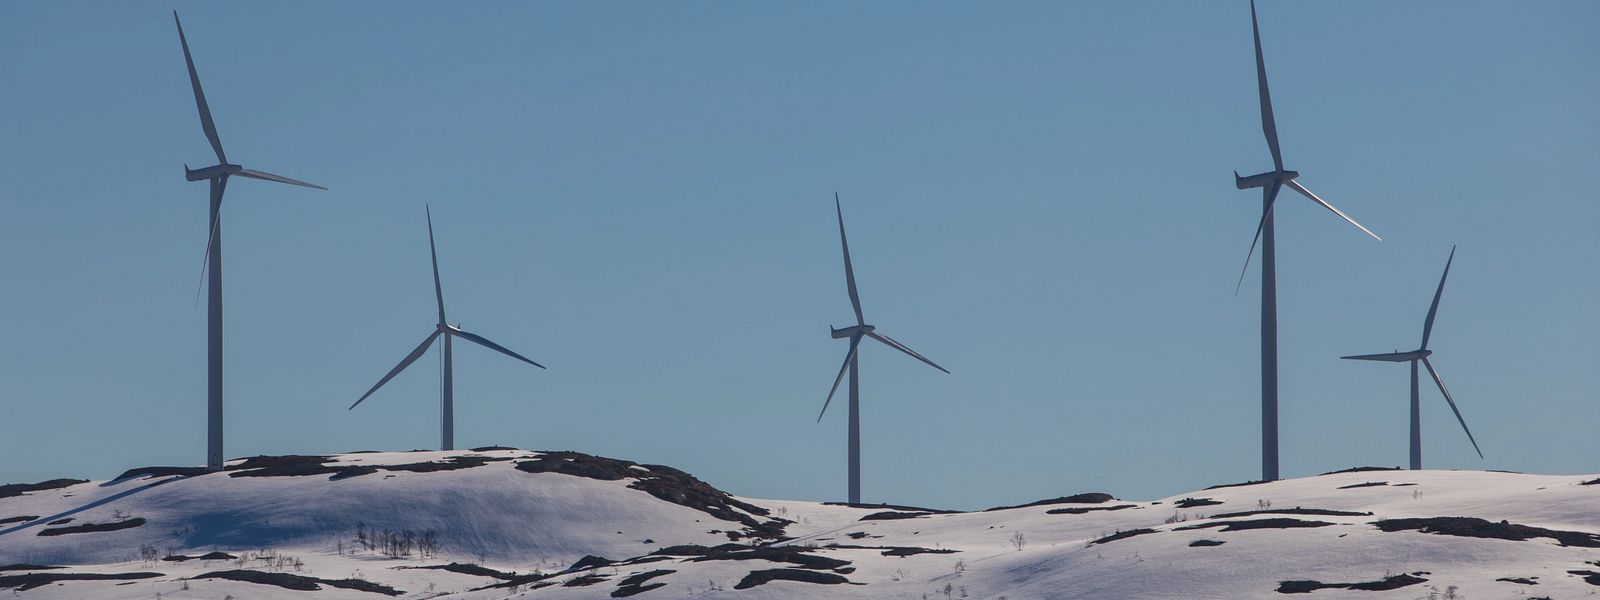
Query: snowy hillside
[[2, 449, 1597, 599]]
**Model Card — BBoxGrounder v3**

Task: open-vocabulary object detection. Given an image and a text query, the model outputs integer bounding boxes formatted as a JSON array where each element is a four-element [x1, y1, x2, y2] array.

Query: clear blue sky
[[2, 1, 1596, 511]]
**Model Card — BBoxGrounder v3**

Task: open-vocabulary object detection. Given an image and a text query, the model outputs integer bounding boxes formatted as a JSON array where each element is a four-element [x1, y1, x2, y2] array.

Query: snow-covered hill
[[2, 449, 1596, 599]]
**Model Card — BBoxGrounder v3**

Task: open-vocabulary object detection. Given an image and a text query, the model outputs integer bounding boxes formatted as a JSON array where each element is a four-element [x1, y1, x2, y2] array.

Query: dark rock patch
[[1569, 570, 1600, 586], [1189, 539, 1225, 547], [1496, 576, 1538, 585], [1205, 479, 1270, 490], [161, 552, 235, 562], [612, 569, 674, 597], [564, 574, 609, 587], [1175, 497, 1223, 508], [516, 452, 787, 540], [1209, 508, 1371, 519], [845, 531, 874, 540], [1374, 517, 1600, 548], [113, 466, 210, 481], [1278, 574, 1427, 594], [568, 555, 616, 572], [984, 493, 1114, 512], [37, 518, 146, 536], [822, 544, 958, 557], [0, 571, 162, 591], [1090, 528, 1157, 545], [0, 515, 38, 525], [823, 501, 960, 513], [734, 568, 853, 590], [471, 446, 517, 452], [1178, 518, 1334, 533], [226, 455, 342, 478], [860, 511, 929, 521], [46, 518, 73, 525], [1047, 504, 1137, 515], [398, 562, 516, 579], [0, 478, 85, 499], [379, 455, 511, 474], [1322, 466, 1403, 475], [0, 565, 61, 572], [1338, 481, 1389, 489], [653, 544, 850, 570], [1583, 477, 1600, 486], [193, 569, 403, 595]]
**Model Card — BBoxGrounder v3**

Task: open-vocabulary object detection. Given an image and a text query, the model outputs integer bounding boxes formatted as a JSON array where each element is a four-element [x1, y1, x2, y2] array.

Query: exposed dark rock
[[1205, 479, 1270, 490], [734, 568, 853, 589], [1209, 508, 1371, 519], [1374, 517, 1600, 548], [226, 455, 342, 478], [1496, 576, 1538, 585], [1178, 518, 1334, 532], [568, 555, 615, 572], [1090, 528, 1157, 545], [984, 493, 1114, 512], [1175, 497, 1223, 508], [1583, 477, 1600, 486], [1047, 504, 1137, 515], [0, 515, 38, 525], [1322, 466, 1403, 475], [612, 569, 674, 597], [1189, 539, 1225, 547], [824, 544, 957, 557], [0, 571, 162, 591], [471, 446, 517, 452], [46, 518, 72, 525], [824, 501, 961, 513], [515, 452, 788, 540], [398, 562, 516, 579], [379, 455, 511, 474], [192, 569, 403, 595], [1338, 481, 1389, 489], [37, 518, 146, 536], [652, 544, 851, 570], [1567, 570, 1600, 586], [860, 511, 929, 521], [564, 574, 609, 587], [1278, 574, 1427, 594], [0, 478, 85, 499], [113, 466, 210, 481]]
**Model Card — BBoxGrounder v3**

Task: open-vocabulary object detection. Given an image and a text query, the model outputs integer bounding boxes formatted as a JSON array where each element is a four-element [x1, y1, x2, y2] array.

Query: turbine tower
[[817, 193, 949, 504], [349, 206, 545, 451], [1342, 246, 1483, 470], [1231, 0, 1380, 481], [175, 12, 326, 470]]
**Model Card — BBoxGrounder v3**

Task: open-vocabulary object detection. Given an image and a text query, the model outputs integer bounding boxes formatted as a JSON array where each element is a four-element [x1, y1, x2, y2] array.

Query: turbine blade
[[453, 329, 545, 369], [1250, 0, 1283, 171], [235, 168, 327, 190], [349, 330, 441, 410], [836, 193, 865, 326], [1421, 245, 1456, 350], [426, 206, 445, 326], [1235, 180, 1282, 295], [1422, 357, 1484, 459], [192, 177, 227, 308], [1285, 180, 1381, 241], [1339, 352, 1412, 362], [818, 336, 862, 422], [866, 331, 949, 374], [174, 11, 226, 165]]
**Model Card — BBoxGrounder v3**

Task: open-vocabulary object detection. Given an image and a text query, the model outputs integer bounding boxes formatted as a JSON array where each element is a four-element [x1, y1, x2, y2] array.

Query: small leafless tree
[[1010, 531, 1026, 551]]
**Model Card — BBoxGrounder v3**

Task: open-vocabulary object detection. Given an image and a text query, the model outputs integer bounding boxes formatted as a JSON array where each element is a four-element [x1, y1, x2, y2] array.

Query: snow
[[2, 450, 1596, 599]]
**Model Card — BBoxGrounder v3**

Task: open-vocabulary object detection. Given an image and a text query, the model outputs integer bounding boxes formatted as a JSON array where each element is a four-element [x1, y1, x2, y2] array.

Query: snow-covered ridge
[[2, 450, 1597, 598]]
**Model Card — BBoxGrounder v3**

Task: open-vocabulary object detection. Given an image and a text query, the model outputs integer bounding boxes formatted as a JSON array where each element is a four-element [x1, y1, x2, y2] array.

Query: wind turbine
[[174, 12, 326, 470], [1341, 246, 1483, 470], [817, 193, 949, 504], [1231, 0, 1380, 481], [349, 206, 545, 451]]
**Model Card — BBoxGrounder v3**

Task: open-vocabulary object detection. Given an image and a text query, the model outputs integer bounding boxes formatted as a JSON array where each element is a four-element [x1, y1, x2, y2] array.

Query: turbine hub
[[831, 324, 875, 339]]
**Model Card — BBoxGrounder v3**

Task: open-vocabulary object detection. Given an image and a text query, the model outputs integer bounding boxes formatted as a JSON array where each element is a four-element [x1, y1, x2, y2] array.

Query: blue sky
[[1, 1, 1596, 511]]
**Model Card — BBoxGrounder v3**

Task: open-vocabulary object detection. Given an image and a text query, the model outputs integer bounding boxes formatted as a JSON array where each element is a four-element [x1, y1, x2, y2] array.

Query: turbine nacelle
[[1234, 169, 1299, 190], [185, 163, 243, 181], [831, 324, 875, 339]]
